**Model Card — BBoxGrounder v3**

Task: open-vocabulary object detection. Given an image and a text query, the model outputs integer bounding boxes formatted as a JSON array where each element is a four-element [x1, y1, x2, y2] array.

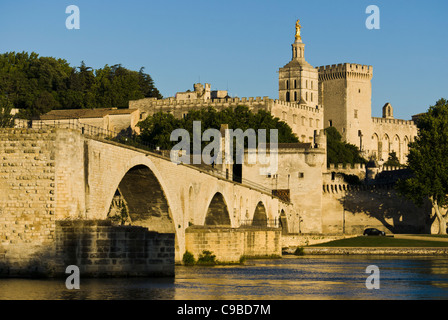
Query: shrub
[[294, 247, 305, 256], [182, 251, 196, 266], [197, 250, 217, 265]]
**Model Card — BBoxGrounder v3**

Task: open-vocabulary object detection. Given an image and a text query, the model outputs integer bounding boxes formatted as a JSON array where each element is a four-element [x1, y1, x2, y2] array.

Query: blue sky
[[0, 0, 447, 120]]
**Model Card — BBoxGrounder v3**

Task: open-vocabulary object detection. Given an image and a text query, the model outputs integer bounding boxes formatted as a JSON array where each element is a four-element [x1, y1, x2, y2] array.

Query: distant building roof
[[39, 108, 138, 120]]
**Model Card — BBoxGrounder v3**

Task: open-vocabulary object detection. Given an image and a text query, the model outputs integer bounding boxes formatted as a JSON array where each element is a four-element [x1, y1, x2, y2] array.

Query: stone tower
[[278, 20, 319, 107], [318, 63, 373, 153]]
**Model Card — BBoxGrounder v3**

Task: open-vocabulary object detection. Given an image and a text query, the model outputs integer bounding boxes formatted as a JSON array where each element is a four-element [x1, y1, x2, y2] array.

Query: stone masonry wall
[[0, 128, 58, 276], [0, 129, 176, 277], [56, 220, 175, 277], [185, 226, 281, 263], [321, 186, 431, 234]]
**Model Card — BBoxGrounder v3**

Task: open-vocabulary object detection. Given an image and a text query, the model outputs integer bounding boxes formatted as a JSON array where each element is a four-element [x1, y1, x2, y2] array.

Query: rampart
[[318, 63, 373, 81], [372, 117, 415, 126], [130, 96, 321, 116]]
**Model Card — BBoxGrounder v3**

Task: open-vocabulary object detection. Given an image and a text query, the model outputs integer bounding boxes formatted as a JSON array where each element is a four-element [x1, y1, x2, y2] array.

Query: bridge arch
[[279, 209, 288, 234], [104, 155, 177, 234], [252, 201, 268, 227], [204, 192, 231, 226]]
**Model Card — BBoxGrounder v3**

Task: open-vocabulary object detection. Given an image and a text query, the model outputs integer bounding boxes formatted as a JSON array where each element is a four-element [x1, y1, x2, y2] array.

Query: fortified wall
[[321, 164, 432, 235], [241, 141, 327, 234], [321, 182, 431, 234], [371, 116, 417, 164]]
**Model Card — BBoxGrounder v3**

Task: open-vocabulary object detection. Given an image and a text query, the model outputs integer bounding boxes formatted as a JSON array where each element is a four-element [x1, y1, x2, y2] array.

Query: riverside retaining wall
[[185, 226, 282, 263]]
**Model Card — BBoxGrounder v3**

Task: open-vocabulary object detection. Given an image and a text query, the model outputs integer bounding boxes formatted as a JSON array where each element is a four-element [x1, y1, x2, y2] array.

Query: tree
[[383, 152, 401, 167], [138, 67, 162, 99], [0, 94, 14, 128], [325, 127, 366, 165], [397, 98, 448, 234], [136, 106, 299, 150], [0, 52, 162, 117]]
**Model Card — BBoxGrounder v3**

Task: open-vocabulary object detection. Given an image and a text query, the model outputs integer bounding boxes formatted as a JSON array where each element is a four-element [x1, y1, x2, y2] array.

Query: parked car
[[363, 228, 386, 236]]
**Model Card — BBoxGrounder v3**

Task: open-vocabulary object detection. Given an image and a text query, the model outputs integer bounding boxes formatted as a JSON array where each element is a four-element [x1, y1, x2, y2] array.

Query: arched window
[[286, 92, 290, 102]]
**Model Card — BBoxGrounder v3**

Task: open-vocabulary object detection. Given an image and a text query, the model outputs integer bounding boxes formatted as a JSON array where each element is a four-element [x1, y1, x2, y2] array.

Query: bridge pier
[[185, 226, 282, 263]]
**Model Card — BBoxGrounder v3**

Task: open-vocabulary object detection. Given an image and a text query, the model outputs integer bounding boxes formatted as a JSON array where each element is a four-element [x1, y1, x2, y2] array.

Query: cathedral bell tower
[[278, 19, 319, 107]]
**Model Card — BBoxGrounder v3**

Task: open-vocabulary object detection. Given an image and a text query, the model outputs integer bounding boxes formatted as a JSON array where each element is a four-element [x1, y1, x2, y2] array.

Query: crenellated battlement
[[328, 163, 366, 170], [372, 117, 415, 126], [130, 96, 322, 115], [131, 96, 271, 107], [322, 183, 395, 194], [317, 63, 373, 81]]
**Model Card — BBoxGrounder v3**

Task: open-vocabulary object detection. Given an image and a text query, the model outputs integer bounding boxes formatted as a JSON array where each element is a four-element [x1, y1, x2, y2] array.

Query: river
[[1, 255, 448, 300]]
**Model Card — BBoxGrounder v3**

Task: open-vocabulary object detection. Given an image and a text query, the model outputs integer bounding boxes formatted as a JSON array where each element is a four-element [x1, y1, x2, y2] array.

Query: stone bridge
[[0, 127, 290, 275]]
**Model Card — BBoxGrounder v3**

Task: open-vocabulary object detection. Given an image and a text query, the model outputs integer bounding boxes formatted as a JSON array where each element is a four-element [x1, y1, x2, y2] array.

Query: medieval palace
[[130, 20, 418, 165]]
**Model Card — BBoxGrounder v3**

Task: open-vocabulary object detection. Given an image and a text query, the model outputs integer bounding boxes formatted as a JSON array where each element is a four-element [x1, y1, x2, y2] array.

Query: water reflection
[[0, 256, 448, 300]]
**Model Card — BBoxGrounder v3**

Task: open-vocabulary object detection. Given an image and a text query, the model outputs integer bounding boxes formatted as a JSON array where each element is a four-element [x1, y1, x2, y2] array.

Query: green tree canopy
[[0, 93, 14, 128], [325, 126, 366, 165], [0, 51, 162, 119], [383, 152, 401, 167], [137, 105, 299, 150], [397, 98, 448, 234]]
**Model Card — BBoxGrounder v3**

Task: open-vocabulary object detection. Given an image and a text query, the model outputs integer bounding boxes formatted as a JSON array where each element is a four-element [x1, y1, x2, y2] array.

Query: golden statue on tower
[[295, 19, 302, 41]]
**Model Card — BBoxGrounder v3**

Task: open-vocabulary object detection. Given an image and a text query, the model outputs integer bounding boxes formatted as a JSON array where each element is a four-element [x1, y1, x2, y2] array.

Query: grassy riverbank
[[309, 236, 448, 248]]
